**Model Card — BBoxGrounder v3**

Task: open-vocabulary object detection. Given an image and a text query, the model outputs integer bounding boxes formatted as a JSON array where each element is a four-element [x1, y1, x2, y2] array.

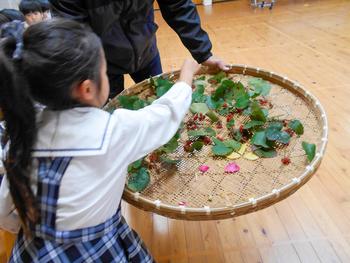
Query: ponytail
[[0, 22, 38, 235]]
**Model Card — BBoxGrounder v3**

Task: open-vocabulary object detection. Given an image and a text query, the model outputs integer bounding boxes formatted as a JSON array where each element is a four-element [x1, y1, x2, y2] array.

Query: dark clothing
[[109, 52, 163, 98], [49, 0, 212, 94]]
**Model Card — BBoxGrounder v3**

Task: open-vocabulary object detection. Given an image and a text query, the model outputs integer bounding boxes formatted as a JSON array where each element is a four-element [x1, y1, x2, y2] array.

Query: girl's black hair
[[0, 9, 25, 26], [0, 18, 102, 235], [19, 0, 42, 15]]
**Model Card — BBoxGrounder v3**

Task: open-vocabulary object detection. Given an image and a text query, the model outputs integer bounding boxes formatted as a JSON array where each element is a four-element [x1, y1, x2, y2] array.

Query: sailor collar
[[31, 107, 115, 157]]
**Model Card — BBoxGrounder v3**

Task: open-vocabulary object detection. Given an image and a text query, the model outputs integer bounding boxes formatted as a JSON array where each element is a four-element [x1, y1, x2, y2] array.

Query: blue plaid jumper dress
[[9, 157, 155, 263]]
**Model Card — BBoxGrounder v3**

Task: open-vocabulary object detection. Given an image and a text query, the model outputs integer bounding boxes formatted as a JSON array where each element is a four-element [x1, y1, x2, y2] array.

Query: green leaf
[[244, 120, 265, 129], [276, 131, 291, 144], [162, 137, 179, 153], [249, 78, 272, 96], [190, 103, 209, 115], [235, 93, 250, 109], [208, 71, 226, 83], [212, 143, 234, 156], [188, 127, 216, 137], [154, 77, 174, 97], [289, 119, 304, 135], [206, 111, 219, 122], [302, 141, 316, 163], [128, 159, 143, 173], [192, 141, 204, 151], [196, 75, 206, 81], [127, 167, 150, 192], [266, 127, 282, 141], [266, 126, 291, 144], [212, 84, 227, 101], [254, 148, 277, 158], [222, 79, 235, 88], [206, 96, 223, 110], [233, 82, 247, 100], [224, 139, 242, 151], [118, 96, 141, 110], [251, 131, 269, 148], [243, 107, 252, 116], [232, 129, 243, 141], [268, 122, 283, 130], [250, 101, 267, 122], [160, 156, 180, 165], [226, 119, 236, 129], [133, 99, 147, 110], [192, 85, 206, 103]]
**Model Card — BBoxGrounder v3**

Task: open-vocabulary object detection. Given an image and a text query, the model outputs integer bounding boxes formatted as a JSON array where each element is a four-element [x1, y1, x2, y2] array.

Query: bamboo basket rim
[[105, 64, 328, 220]]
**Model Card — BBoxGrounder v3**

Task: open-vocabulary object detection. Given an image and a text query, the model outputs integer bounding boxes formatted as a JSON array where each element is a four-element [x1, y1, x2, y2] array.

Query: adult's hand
[[202, 55, 231, 71]]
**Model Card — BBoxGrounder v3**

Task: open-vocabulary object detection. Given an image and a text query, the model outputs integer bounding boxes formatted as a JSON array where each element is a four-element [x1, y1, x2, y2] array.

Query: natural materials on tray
[[116, 72, 316, 192]]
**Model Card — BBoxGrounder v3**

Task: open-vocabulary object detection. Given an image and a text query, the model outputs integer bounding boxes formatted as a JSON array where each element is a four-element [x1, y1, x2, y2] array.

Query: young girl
[[0, 19, 200, 262]]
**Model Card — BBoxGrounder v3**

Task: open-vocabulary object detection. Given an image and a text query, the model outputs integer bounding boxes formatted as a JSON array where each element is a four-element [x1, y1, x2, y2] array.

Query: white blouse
[[0, 81, 192, 233]]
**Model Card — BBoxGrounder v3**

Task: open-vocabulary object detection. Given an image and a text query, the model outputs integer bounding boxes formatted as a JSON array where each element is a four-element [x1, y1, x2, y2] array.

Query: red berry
[[236, 108, 243, 114], [226, 113, 234, 122], [281, 157, 291, 165], [239, 125, 244, 133], [184, 144, 192, 152], [149, 152, 159, 162], [203, 136, 211, 145], [193, 114, 198, 121], [223, 103, 228, 108], [259, 99, 268, 106], [208, 79, 218, 84], [185, 140, 192, 146], [216, 122, 223, 129]]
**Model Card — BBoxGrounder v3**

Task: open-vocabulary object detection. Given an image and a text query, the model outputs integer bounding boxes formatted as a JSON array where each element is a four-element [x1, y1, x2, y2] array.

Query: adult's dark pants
[[108, 53, 163, 99]]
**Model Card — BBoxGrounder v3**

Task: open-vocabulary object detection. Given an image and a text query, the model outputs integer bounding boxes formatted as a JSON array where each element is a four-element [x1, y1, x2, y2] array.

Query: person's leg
[[108, 74, 124, 99], [130, 52, 163, 84]]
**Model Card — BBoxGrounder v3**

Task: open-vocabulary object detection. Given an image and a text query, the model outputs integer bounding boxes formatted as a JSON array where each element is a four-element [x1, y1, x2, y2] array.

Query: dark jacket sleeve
[[49, 0, 88, 23], [157, 0, 212, 64]]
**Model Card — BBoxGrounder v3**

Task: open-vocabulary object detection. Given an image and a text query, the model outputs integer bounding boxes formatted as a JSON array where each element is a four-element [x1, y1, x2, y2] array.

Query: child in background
[[19, 0, 43, 26], [0, 9, 24, 26], [36, 0, 51, 20], [0, 19, 199, 262]]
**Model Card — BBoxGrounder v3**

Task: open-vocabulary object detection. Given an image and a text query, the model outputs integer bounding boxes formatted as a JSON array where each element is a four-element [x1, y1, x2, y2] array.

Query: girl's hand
[[179, 59, 201, 86]]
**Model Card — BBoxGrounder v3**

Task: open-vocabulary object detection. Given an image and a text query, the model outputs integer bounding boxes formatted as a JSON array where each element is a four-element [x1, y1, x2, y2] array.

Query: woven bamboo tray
[[105, 65, 328, 221]]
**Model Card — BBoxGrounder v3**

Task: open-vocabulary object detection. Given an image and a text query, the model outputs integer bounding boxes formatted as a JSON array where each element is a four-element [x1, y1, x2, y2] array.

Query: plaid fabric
[[9, 157, 154, 263]]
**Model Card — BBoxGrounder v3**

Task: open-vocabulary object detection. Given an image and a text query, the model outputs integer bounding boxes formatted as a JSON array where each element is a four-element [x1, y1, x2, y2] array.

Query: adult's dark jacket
[[49, 0, 213, 75]]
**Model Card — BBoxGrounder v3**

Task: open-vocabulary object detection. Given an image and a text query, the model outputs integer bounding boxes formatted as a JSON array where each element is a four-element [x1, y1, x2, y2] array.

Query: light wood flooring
[[1, 0, 350, 262]]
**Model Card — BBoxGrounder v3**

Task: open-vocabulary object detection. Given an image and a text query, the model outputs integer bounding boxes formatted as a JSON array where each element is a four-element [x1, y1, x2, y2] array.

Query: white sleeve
[[112, 81, 192, 163], [0, 174, 21, 233]]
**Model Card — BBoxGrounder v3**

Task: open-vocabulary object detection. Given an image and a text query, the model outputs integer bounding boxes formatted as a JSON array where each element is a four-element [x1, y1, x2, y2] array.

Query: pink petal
[[224, 162, 240, 173], [199, 165, 210, 173]]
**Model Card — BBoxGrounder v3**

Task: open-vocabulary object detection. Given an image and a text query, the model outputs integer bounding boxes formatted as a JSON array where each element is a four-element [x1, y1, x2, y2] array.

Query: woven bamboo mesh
[[105, 65, 328, 220]]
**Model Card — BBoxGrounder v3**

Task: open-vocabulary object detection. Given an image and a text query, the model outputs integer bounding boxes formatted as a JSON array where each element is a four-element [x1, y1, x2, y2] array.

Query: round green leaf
[[302, 141, 316, 163], [127, 167, 150, 192], [289, 119, 304, 135]]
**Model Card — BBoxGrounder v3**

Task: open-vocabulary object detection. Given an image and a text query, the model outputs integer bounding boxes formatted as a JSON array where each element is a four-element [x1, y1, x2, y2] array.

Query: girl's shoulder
[[32, 107, 117, 158]]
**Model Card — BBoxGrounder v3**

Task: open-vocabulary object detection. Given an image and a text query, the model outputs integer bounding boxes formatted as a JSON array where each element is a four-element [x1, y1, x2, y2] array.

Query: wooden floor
[[1, 0, 350, 262]]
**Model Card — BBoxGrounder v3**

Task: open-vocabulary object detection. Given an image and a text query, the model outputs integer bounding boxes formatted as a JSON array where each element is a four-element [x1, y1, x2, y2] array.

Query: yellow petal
[[238, 143, 247, 155], [243, 152, 259, 161], [227, 151, 241, 160]]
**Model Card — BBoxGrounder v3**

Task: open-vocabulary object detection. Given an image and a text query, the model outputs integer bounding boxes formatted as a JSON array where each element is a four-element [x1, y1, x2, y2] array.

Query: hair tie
[[0, 20, 25, 60]]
